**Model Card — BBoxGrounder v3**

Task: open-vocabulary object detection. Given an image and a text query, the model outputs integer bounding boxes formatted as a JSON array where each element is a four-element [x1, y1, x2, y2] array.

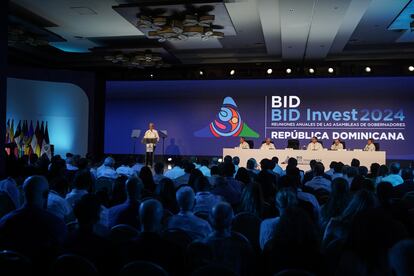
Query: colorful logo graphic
[[194, 97, 259, 138]]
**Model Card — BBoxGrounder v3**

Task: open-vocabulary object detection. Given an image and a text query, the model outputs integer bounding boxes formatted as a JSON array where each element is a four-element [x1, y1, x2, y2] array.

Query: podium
[[142, 138, 158, 166]]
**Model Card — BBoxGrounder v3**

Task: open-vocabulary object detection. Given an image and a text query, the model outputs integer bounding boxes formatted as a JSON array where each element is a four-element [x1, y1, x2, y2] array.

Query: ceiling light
[[286, 68, 292, 74], [167, 157, 172, 162], [150, 74, 154, 78], [365, 67, 371, 73], [409, 66, 414, 72], [267, 68, 273, 75], [309, 68, 315, 74], [230, 69, 235, 76], [218, 158, 223, 163], [199, 70, 204, 76], [328, 67, 334, 73]]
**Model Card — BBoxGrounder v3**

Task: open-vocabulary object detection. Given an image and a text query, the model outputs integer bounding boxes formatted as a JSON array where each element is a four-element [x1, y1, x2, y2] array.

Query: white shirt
[[47, 190, 72, 220], [143, 129, 160, 153], [116, 165, 136, 177], [65, 189, 88, 208], [364, 143, 376, 151], [260, 217, 280, 250], [330, 143, 344, 150], [97, 164, 118, 179], [260, 143, 276, 150], [164, 166, 185, 180], [239, 141, 250, 149], [307, 142, 323, 151], [199, 166, 211, 177]]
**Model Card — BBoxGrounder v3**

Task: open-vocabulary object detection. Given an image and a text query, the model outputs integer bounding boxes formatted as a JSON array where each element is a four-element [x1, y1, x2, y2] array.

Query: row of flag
[[5, 119, 51, 158]]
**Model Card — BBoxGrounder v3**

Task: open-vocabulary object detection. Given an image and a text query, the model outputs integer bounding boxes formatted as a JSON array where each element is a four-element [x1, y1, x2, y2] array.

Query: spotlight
[[150, 73, 154, 78], [328, 67, 334, 73], [267, 68, 273, 75], [409, 66, 414, 72], [218, 158, 223, 163], [286, 68, 292, 74], [167, 157, 172, 162], [365, 67, 371, 73], [230, 69, 235, 76], [199, 70, 204, 76], [308, 68, 315, 74]]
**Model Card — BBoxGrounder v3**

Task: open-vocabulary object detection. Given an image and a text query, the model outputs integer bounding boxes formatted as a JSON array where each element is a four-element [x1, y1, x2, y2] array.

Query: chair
[[231, 212, 262, 252], [0, 250, 32, 275], [186, 241, 214, 273], [287, 139, 299, 149], [120, 260, 168, 276], [162, 228, 195, 249], [194, 211, 210, 222], [110, 224, 139, 244], [374, 142, 380, 151], [246, 140, 254, 149], [51, 254, 99, 276]]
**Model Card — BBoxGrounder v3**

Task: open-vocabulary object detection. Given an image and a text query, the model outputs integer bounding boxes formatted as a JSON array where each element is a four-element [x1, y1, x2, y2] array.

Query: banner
[[105, 77, 414, 159]]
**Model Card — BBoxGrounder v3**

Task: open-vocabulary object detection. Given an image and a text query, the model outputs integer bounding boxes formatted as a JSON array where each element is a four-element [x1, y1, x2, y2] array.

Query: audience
[[1, 153, 414, 275]]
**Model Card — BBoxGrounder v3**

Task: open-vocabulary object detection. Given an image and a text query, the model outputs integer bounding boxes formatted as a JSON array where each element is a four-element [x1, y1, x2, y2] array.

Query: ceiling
[[7, 0, 414, 69]]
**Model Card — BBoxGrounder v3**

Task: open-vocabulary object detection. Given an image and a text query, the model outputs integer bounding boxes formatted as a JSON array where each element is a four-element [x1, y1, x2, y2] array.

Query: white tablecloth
[[223, 148, 386, 171]]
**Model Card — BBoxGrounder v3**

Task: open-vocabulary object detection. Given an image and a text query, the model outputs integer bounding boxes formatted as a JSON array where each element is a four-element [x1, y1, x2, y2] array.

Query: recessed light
[[409, 66, 414, 72], [150, 74, 154, 78], [365, 67, 371, 73], [199, 70, 204, 76], [309, 68, 315, 74], [328, 67, 334, 73], [286, 68, 292, 74], [230, 69, 235, 76], [267, 68, 273, 75]]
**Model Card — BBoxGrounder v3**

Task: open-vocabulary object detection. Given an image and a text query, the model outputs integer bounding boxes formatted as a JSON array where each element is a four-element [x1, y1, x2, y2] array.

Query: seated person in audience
[[194, 176, 221, 214], [382, 162, 404, 187], [0, 176, 67, 265], [108, 177, 143, 228], [125, 199, 184, 275], [211, 176, 241, 206], [233, 156, 240, 175], [260, 138, 276, 150], [246, 158, 260, 176], [330, 139, 344, 150], [153, 162, 166, 185], [164, 159, 185, 180], [271, 157, 285, 176], [198, 159, 211, 177], [0, 178, 20, 215], [203, 202, 255, 276], [325, 161, 336, 176], [47, 176, 73, 222], [238, 137, 250, 149], [223, 162, 243, 194], [307, 136, 323, 151], [260, 188, 297, 250], [304, 162, 332, 192], [115, 164, 135, 178], [174, 161, 195, 188], [131, 156, 145, 174], [363, 138, 376, 151], [66, 170, 93, 208], [64, 194, 117, 276], [331, 162, 345, 180], [167, 186, 212, 239], [209, 165, 221, 186], [96, 157, 117, 179], [303, 159, 317, 184], [393, 168, 414, 198], [389, 240, 414, 276]]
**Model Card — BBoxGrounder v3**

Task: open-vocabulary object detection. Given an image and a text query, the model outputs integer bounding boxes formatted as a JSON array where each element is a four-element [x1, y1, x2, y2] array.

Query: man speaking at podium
[[143, 122, 159, 167]]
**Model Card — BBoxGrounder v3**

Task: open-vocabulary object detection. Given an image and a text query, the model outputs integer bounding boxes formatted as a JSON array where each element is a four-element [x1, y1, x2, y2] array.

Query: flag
[[44, 122, 50, 144], [14, 120, 22, 146], [9, 119, 14, 142], [34, 121, 41, 156], [29, 120, 36, 154], [23, 120, 31, 155], [5, 119, 10, 144]]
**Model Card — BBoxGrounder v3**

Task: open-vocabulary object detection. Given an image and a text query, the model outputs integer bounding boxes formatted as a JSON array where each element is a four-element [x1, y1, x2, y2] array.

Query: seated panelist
[[307, 136, 323, 151], [238, 137, 250, 149], [363, 138, 376, 151], [330, 139, 344, 151], [260, 138, 276, 150]]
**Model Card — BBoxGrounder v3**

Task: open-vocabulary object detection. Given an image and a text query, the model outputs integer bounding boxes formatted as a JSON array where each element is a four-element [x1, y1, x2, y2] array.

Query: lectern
[[142, 137, 158, 166]]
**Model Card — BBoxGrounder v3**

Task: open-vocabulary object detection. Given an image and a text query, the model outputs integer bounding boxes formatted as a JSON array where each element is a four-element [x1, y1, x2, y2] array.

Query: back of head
[[341, 189, 378, 221], [275, 188, 298, 211], [139, 199, 163, 232], [176, 186, 195, 211], [330, 161, 337, 169], [201, 159, 210, 167], [272, 156, 279, 165], [223, 155, 233, 164], [73, 194, 101, 226], [154, 162, 164, 175], [331, 177, 350, 198], [23, 175, 49, 208], [351, 158, 360, 168], [210, 202, 233, 232], [126, 177, 143, 200], [379, 165, 389, 177], [358, 166, 368, 177], [246, 158, 256, 170], [210, 165, 220, 176], [346, 166, 358, 178], [389, 240, 414, 276], [309, 159, 317, 170], [232, 156, 240, 166], [376, 181, 394, 205], [390, 162, 401, 174], [260, 159, 271, 171], [401, 168, 414, 181], [194, 176, 211, 193], [334, 162, 344, 173], [287, 157, 298, 168], [103, 157, 115, 167], [370, 163, 380, 176], [73, 169, 93, 191], [313, 162, 325, 176], [235, 167, 250, 185]]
